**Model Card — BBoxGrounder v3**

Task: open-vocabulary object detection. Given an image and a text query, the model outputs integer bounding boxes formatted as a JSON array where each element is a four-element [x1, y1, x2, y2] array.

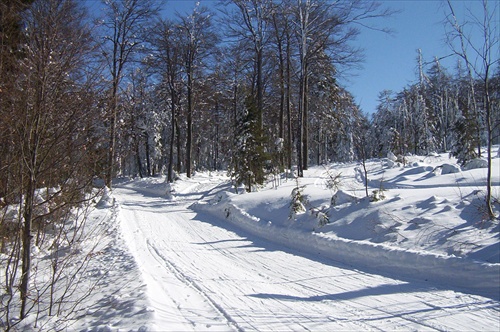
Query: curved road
[[115, 178, 499, 331]]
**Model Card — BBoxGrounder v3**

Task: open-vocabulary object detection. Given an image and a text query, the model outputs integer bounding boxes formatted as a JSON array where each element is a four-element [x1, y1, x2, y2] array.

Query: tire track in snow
[[146, 240, 243, 332], [179, 220, 335, 331], [117, 190, 236, 331], [178, 212, 390, 332]]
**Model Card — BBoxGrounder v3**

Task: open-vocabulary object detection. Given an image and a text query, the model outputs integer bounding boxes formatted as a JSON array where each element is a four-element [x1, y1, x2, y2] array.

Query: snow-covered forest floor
[[9, 148, 500, 331]]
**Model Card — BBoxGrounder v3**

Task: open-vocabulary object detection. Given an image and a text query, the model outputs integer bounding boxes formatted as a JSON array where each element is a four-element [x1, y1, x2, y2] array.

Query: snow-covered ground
[[8, 149, 500, 331]]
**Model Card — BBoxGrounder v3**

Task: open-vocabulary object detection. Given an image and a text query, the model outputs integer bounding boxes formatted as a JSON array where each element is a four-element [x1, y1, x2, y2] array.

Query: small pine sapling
[[310, 207, 330, 226], [370, 189, 386, 202], [322, 166, 342, 193], [289, 177, 307, 219]]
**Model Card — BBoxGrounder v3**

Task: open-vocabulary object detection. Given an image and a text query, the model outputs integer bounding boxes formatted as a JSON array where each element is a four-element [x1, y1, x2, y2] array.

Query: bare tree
[[6, 0, 97, 320], [149, 18, 185, 183], [224, 0, 272, 132], [0, 0, 34, 207], [444, 0, 499, 219], [292, 0, 393, 176], [270, 0, 295, 171], [178, 4, 218, 178], [99, 0, 159, 188]]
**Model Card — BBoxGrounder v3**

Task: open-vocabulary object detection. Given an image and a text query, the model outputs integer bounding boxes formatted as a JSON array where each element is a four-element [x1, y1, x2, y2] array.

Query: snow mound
[[96, 187, 114, 208], [438, 163, 461, 174], [331, 190, 358, 206], [463, 158, 488, 170]]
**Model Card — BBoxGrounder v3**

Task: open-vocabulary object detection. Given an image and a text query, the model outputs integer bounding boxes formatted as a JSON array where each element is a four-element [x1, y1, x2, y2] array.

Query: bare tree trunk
[[145, 132, 152, 176], [20, 173, 35, 319], [297, 70, 304, 177], [256, 47, 263, 131], [167, 112, 176, 182], [286, 31, 293, 171], [20, 83, 43, 319], [214, 100, 220, 171], [106, 81, 118, 188], [484, 70, 494, 218], [136, 140, 143, 178], [176, 120, 182, 173], [302, 64, 309, 171], [186, 62, 193, 178], [272, 11, 286, 169]]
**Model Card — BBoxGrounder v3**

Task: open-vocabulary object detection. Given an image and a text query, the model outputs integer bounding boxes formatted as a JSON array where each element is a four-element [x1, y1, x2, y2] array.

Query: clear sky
[[88, 0, 496, 115], [347, 0, 494, 115]]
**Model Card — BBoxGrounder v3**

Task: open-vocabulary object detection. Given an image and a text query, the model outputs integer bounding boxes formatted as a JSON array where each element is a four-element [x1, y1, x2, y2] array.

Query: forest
[[0, 0, 498, 328]]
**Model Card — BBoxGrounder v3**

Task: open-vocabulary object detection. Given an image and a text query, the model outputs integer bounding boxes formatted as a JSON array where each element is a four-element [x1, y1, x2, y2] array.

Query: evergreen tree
[[232, 95, 268, 192], [451, 114, 478, 165]]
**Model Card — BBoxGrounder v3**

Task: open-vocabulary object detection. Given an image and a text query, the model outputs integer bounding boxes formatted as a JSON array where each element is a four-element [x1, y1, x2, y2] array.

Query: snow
[[5, 150, 500, 331]]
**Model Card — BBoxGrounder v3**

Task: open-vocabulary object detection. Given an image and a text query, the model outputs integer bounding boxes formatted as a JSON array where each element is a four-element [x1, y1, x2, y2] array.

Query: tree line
[[0, 0, 498, 327]]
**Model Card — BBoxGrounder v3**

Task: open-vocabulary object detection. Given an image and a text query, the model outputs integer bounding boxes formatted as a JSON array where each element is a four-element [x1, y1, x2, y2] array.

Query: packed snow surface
[[13, 151, 500, 331]]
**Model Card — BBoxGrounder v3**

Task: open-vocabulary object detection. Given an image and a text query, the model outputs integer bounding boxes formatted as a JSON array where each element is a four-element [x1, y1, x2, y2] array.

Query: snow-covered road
[[114, 178, 499, 331]]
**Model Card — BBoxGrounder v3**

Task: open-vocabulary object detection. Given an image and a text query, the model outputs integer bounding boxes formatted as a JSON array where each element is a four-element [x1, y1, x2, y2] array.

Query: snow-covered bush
[[387, 151, 398, 162], [310, 208, 330, 227], [440, 163, 461, 174], [165, 182, 176, 200], [322, 168, 342, 193], [289, 179, 307, 219], [330, 190, 358, 207], [462, 158, 488, 170], [382, 158, 396, 168], [96, 187, 114, 208], [370, 189, 386, 202]]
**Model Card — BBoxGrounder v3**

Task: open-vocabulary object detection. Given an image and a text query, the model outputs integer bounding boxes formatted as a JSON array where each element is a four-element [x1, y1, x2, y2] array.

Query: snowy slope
[[195, 150, 500, 300]]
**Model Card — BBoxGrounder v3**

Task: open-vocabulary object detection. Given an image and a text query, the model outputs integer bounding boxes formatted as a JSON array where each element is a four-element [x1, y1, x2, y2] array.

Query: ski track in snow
[[114, 178, 500, 331]]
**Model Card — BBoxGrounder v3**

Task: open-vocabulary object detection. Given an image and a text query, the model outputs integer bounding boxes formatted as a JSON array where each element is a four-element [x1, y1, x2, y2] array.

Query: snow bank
[[96, 186, 114, 208], [330, 190, 359, 206], [439, 163, 461, 174], [463, 158, 488, 170], [193, 198, 500, 300]]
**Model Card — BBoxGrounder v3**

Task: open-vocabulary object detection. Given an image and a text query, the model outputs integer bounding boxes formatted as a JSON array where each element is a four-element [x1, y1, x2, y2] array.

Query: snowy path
[[114, 179, 499, 331]]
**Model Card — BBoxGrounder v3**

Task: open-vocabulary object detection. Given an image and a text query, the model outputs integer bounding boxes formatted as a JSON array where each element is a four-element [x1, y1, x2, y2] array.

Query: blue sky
[[89, 0, 494, 115], [347, 0, 491, 115]]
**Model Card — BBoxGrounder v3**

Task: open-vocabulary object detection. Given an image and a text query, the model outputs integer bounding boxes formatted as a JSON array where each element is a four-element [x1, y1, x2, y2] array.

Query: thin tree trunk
[[272, 13, 286, 170], [214, 100, 219, 171], [145, 132, 151, 177], [286, 31, 292, 171], [256, 47, 263, 131], [167, 98, 176, 182], [20, 107, 41, 319], [136, 140, 143, 178], [106, 80, 118, 188], [302, 63, 309, 171], [20, 175, 35, 319], [186, 62, 193, 178], [484, 73, 494, 218], [176, 119, 182, 173], [297, 70, 304, 178]]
